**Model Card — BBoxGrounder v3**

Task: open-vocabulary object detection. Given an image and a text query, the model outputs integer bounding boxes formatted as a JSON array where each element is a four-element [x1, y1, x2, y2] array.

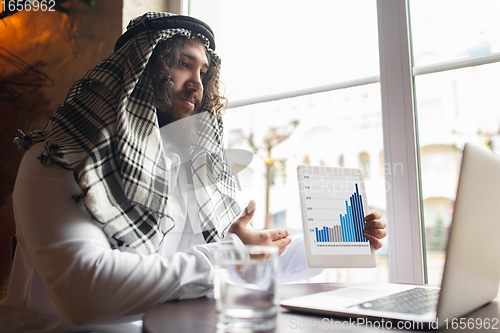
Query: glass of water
[[213, 244, 279, 332]]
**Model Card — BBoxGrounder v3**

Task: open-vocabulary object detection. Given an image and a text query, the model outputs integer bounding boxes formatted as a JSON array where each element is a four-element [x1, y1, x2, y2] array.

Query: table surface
[[142, 283, 500, 333]]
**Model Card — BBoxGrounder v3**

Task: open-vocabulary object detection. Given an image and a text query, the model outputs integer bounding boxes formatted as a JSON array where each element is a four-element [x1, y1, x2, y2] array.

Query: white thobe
[[0, 141, 319, 333]]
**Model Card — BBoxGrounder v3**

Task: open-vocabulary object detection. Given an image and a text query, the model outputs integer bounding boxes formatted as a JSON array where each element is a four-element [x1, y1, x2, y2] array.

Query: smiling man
[[0, 12, 297, 332], [152, 37, 210, 126], [0, 12, 385, 333]]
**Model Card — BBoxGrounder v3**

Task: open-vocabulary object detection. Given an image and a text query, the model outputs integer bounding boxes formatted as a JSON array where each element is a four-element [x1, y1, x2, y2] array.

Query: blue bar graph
[[314, 183, 368, 243]]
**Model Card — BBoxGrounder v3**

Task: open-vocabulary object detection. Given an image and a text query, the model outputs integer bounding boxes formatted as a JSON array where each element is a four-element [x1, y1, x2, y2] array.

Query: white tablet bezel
[[297, 165, 377, 268]]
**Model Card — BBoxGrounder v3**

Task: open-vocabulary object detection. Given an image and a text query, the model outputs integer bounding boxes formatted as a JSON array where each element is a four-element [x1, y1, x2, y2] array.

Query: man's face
[[156, 39, 209, 127]]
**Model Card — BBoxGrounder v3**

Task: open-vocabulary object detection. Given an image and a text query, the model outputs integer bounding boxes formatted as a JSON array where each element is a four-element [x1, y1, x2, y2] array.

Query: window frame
[[380, 0, 500, 284], [183, 0, 500, 284], [377, 0, 425, 284]]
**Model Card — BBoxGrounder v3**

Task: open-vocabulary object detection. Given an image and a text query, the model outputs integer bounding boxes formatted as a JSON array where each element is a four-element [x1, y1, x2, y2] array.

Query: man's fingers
[[362, 210, 386, 251], [279, 238, 292, 255], [230, 200, 256, 230], [276, 237, 292, 255], [363, 233, 383, 250], [228, 214, 250, 234], [364, 219, 386, 230], [267, 228, 290, 241], [365, 210, 383, 221], [244, 200, 256, 216], [364, 227, 387, 240]]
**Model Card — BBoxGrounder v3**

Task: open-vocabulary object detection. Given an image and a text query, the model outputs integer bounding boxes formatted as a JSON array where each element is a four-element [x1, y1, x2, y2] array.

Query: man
[[0, 12, 386, 332]]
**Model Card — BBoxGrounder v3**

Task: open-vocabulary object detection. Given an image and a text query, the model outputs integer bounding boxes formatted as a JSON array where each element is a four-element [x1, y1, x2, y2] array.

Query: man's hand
[[363, 211, 387, 250], [228, 200, 292, 255]]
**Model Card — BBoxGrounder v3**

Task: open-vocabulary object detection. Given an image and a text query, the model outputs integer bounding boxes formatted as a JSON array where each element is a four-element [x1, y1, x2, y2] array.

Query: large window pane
[[414, 63, 500, 285], [410, 0, 500, 67], [410, 0, 500, 285], [189, 0, 380, 102], [189, 0, 387, 283], [223, 84, 388, 283]]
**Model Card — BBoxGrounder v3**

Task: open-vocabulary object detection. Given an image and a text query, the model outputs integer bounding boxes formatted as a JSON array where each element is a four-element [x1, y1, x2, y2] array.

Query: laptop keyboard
[[350, 288, 440, 315]]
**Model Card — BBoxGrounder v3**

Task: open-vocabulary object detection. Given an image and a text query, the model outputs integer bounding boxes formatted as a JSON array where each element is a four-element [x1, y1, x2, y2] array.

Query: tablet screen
[[297, 165, 376, 268]]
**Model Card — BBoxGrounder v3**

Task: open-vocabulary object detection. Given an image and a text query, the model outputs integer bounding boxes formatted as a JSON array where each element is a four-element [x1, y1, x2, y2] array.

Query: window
[[377, 0, 500, 284], [183, 0, 500, 285], [189, 0, 388, 283], [410, 0, 500, 285], [189, 0, 380, 102]]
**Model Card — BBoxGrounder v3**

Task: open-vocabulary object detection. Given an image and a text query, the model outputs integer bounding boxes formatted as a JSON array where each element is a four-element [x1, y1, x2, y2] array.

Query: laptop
[[281, 143, 500, 327]]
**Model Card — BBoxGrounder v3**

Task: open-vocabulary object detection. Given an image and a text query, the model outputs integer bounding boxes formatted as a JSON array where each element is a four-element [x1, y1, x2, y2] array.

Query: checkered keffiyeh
[[14, 12, 241, 254]]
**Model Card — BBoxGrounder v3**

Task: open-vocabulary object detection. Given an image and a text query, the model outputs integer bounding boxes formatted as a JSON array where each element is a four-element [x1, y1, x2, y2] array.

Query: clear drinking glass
[[213, 244, 279, 332]]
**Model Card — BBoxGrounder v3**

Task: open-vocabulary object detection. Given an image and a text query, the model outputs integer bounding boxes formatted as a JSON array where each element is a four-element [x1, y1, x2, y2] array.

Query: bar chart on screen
[[301, 173, 371, 255]]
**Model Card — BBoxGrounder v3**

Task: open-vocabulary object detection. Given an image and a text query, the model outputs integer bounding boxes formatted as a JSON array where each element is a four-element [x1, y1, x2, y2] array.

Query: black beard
[[156, 104, 180, 128], [155, 89, 201, 128]]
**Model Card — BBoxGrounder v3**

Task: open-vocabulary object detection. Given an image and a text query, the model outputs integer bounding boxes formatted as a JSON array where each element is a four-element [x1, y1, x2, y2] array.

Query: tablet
[[297, 165, 377, 268]]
